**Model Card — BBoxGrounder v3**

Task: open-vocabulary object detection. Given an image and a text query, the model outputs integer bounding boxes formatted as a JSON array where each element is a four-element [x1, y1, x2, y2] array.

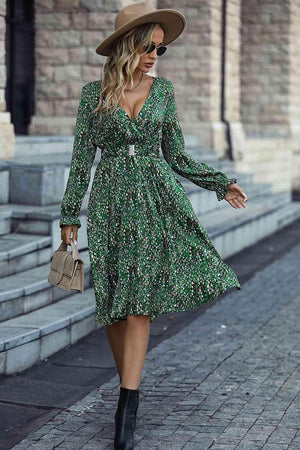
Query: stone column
[[240, 0, 293, 194], [241, 0, 290, 137], [222, 0, 246, 163], [289, 0, 300, 193], [0, 0, 15, 160]]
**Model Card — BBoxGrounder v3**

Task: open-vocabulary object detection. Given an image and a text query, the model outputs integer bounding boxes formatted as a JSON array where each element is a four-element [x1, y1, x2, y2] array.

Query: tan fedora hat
[[95, 2, 186, 56]]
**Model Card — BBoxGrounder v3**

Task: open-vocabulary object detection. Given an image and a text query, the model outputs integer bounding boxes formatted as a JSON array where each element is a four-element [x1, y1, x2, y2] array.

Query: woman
[[59, 2, 247, 448]]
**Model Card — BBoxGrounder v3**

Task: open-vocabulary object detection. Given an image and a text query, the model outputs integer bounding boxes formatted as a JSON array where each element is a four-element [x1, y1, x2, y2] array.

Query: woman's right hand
[[225, 183, 248, 209], [60, 224, 78, 245]]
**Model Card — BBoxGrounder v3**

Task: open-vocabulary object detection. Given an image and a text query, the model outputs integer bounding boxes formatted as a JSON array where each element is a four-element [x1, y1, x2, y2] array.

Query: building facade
[[1, 0, 300, 194]]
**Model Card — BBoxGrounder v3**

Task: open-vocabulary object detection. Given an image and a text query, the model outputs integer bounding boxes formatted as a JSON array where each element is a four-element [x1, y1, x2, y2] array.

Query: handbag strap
[[69, 260, 79, 285], [57, 238, 80, 260]]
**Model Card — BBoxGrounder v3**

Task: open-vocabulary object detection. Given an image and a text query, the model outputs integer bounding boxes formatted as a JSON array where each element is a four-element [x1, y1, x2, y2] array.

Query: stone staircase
[[0, 135, 300, 375]]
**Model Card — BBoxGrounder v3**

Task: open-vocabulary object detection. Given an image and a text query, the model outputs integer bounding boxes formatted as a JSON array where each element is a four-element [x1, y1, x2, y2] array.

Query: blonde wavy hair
[[92, 22, 164, 122]]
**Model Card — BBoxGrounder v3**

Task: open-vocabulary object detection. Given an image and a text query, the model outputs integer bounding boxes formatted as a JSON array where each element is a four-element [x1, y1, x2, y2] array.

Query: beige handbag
[[48, 238, 84, 292]]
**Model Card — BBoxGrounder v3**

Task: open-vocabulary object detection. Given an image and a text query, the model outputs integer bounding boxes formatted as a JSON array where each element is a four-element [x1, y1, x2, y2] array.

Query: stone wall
[[29, 0, 245, 155], [239, 0, 299, 193], [158, 0, 227, 151], [30, 0, 160, 136], [240, 0, 290, 137], [30, 0, 122, 135], [158, 0, 244, 156]]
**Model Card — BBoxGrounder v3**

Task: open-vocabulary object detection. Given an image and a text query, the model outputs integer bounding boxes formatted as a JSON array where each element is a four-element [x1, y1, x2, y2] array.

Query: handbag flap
[[51, 250, 84, 277], [48, 242, 85, 292], [51, 251, 73, 277]]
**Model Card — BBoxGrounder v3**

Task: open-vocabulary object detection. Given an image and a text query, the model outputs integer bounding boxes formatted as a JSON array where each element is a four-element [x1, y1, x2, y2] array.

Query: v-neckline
[[118, 76, 157, 123]]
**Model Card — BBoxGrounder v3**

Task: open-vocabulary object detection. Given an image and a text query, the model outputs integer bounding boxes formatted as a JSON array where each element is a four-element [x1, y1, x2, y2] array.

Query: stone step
[[3, 151, 101, 206], [180, 174, 270, 215], [0, 167, 252, 255], [187, 148, 219, 161], [187, 147, 224, 161], [204, 191, 290, 235], [0, 249, 92, 322], [276, 201, 300, 228], [14, 135, 74, 157], [3, 149, 238, 206], [13, 134, 207, 157], [168, 157, 237, 173], [183, 134, 202, 148], [0, 191, 293, 324], [1, 196, 300, 375], [0, 171, 284, 258], [10, 150, 100, 167], [0, 233, 52, 278], [0, 287, 97, 375], [178, 169, 253, 187], [2, 171, 252, 233], [0, 160, 10, 205], [0, 183, 285, 321], [0, 207, 11, 235], [202, 192, 300, 258]]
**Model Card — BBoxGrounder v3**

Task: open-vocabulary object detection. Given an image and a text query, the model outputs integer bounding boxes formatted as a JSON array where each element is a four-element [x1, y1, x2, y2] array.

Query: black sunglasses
[[143, 42, 167, 56]]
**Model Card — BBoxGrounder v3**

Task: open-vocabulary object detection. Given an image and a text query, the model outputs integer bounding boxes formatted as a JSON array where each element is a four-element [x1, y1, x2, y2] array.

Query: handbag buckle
[[129, 144, 135, 156]]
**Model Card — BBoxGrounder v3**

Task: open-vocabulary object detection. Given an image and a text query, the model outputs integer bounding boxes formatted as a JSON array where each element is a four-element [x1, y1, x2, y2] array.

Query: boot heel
[[114, 386, 139, 449]]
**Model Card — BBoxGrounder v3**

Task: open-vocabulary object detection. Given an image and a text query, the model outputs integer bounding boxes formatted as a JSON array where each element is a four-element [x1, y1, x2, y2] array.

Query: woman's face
[[137, 26, 165, 73]]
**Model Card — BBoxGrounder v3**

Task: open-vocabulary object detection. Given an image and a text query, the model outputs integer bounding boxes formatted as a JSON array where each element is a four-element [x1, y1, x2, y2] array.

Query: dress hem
[[94, 280, 241, 326]]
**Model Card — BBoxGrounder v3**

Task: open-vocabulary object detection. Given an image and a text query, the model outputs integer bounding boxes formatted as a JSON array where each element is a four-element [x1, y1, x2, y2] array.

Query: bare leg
[[112, 315, 150, 448], [121, 314, 151, 390], [105, 320, 127, 382]]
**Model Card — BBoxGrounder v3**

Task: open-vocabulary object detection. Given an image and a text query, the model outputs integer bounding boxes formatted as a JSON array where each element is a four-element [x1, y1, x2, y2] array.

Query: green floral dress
[[59, 76, 241, 326]]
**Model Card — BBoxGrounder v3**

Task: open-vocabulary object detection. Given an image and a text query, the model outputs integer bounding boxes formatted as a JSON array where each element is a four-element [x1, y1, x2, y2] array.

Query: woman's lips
[[144, 63, 153, 67]]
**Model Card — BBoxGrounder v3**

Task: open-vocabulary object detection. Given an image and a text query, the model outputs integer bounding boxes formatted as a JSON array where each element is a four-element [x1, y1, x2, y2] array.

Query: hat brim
[[95, 9, 186, 56]]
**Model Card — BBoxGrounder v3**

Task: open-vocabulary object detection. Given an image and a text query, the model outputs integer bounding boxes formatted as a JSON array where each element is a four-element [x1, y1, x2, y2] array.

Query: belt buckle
[[129, 144, 135, 156]]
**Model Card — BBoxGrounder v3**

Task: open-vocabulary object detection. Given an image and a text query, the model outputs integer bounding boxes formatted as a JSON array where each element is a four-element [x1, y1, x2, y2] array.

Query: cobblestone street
[[2, 0, 300, 449], [10, 238, 300, 450]]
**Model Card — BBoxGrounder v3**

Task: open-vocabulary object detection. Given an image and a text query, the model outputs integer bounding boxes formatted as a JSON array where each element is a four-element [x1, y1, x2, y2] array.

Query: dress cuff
[[216, 177, 237, 202], [59, 216, 81, 229]]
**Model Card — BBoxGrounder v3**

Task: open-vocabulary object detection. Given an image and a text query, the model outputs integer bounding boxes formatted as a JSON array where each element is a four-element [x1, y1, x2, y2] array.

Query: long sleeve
[[59, 83, 97, 229], [161, 81, 237, 201]]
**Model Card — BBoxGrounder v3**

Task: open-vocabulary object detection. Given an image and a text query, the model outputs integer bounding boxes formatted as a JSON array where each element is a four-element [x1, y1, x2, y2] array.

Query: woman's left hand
[[225, 183, 248, 209]]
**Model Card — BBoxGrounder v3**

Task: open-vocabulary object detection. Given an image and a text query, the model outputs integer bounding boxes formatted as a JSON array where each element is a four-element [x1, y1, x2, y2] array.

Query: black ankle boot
[[115, 386, 139, 430], [114, 386, 139, 449]]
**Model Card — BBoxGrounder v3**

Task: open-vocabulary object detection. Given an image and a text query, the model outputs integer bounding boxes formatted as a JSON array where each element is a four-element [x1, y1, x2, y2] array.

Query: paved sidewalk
[[12, 242, 300, 450]]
